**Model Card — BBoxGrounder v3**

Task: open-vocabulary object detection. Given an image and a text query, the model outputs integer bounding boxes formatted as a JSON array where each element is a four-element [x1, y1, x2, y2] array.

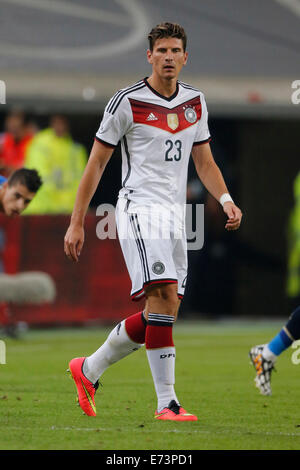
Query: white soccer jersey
[[95, 77, 211, 212]]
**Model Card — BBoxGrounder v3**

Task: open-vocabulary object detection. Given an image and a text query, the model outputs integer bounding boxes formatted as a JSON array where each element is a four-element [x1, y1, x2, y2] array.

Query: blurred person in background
[[286, 170, 300, 311], [0, 168, 42, 216], [24, 114, 87, 214], [0, 168, 42, 336], [249, 170, 300, 396], [0, 110, 35, 177]]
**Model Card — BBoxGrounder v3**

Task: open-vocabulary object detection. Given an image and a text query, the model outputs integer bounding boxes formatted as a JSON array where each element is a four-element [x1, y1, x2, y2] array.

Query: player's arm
[[191, 142, 242, 230], [64, 140, 114, 262]]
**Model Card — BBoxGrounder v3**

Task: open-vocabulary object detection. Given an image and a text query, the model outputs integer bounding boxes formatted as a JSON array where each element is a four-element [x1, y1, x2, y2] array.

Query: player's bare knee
[[145, 283, 179, 317], [160, 289, 178, 312], [162, 297, 178, 315], [159, 283, 177, 300]]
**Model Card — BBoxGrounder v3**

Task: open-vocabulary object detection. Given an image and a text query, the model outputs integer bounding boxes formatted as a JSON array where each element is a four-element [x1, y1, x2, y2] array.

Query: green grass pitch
[[0, 321, 299, 450]]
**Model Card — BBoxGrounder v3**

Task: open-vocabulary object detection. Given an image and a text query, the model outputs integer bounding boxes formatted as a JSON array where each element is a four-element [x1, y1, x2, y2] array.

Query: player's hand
[[64, 224, 84, 262], [223, 202, 242, 231]]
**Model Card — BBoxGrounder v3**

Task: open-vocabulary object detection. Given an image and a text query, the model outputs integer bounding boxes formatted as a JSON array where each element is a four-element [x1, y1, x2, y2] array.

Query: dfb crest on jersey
[[167, 113, 179, 130], [152, 261, 165, 275], [184, 107, 197, 124]]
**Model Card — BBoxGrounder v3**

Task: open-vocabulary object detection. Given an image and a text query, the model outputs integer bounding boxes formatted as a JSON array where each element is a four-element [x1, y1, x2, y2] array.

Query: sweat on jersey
[[95, 77, 211, 213]]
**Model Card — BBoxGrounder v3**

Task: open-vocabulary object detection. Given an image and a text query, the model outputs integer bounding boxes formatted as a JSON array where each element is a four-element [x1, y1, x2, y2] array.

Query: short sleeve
[[95, 96, 132, 148], [193, 94, 211, 146]]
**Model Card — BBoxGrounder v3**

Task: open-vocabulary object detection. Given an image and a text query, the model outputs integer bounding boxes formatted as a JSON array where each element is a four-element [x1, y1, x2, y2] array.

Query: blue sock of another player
[[263, 306, 300, 361]]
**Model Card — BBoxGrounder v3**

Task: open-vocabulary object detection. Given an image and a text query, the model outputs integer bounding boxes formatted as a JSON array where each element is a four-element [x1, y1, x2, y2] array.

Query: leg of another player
[[262, 305, 300, 361], [144, 283, 197, 420], [249, 305, 300, 395]]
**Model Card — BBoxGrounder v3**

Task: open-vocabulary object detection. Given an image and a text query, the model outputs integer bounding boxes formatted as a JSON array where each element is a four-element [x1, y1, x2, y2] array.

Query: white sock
[[262, 344, 277, 362], [146, 346, 179, 412], [83, 320, 143, 383]]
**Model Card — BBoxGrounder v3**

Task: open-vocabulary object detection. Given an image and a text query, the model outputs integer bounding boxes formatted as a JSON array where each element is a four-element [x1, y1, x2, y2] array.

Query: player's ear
[[147, 49, 153, 65], [183, 51, 188, 66]]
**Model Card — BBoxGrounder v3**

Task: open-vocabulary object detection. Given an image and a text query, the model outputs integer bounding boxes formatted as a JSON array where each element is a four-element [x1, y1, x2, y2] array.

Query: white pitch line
[[49, 426, 209, 434], [48, 426, 300, 438], [274, 0, 300, 17], [0, 0, 130, 26], [0, 0, 149, 60], [5, 425, 300, 439]]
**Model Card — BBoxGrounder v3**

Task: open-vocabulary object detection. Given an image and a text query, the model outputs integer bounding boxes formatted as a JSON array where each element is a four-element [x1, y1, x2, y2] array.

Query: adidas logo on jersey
[[146, 112, 158, 121]]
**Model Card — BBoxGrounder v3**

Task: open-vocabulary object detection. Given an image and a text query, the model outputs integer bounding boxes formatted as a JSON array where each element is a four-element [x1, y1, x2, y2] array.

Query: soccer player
[[64, 22, 242, 420], [0, 168, 42, 216], [249, 306, 300, 395], [0, 168, 42, 336]]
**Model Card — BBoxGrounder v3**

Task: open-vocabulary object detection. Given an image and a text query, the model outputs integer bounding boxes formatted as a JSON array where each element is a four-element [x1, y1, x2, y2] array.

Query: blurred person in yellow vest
[[24, 114, 87, 214], [286, 171, 300, 310]]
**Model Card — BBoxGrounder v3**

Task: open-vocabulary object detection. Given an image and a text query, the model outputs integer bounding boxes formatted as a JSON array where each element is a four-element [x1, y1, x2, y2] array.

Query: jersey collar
[[143, 77, 179, 102]]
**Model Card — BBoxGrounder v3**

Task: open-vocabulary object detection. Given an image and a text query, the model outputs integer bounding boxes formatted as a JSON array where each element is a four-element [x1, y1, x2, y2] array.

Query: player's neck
[[147, 75, 178, 98]]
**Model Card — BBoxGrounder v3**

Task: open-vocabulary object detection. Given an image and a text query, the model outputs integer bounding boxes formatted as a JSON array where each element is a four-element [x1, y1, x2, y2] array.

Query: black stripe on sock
[[148, 313, 174, 327], [141, 311, 147, 326], [147, 319, 174, 327]]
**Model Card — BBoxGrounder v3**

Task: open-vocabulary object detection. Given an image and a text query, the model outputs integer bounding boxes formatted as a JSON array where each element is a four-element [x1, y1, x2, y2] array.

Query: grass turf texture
[[0, 321, 299, 450]]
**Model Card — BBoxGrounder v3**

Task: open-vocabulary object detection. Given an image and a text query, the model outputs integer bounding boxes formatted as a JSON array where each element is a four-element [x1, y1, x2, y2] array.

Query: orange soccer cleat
[[154, 400, 198, 421], [68, 357, 99, 417]]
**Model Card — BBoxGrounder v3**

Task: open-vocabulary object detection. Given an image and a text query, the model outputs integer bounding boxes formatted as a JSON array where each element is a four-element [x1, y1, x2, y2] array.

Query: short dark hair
[[8, 168, 43, 193], [148, 22, 187, 52], [6, 109, 31, 126]]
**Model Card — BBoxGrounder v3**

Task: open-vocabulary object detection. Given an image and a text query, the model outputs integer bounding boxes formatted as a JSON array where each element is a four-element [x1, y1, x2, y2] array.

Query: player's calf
[[82, 311, 147, 384], [286, 306, 300, 341]]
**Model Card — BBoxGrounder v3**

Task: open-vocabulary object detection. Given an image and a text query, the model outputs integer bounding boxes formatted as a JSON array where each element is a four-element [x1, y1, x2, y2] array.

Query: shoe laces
[[93, 380, 103, 392], [168, 400, 180, 415]]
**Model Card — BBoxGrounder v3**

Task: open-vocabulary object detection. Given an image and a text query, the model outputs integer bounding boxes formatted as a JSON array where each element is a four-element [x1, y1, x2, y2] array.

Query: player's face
[[1, 182, 35, 216], [147, 37, 188, 80]]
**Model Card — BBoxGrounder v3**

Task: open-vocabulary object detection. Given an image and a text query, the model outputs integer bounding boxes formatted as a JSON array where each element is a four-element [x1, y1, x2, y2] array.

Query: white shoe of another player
[[249, 345, 275, 396]]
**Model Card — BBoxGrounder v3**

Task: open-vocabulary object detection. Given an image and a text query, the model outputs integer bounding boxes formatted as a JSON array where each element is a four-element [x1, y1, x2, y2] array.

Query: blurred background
[[0, 0, 299, 330]]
